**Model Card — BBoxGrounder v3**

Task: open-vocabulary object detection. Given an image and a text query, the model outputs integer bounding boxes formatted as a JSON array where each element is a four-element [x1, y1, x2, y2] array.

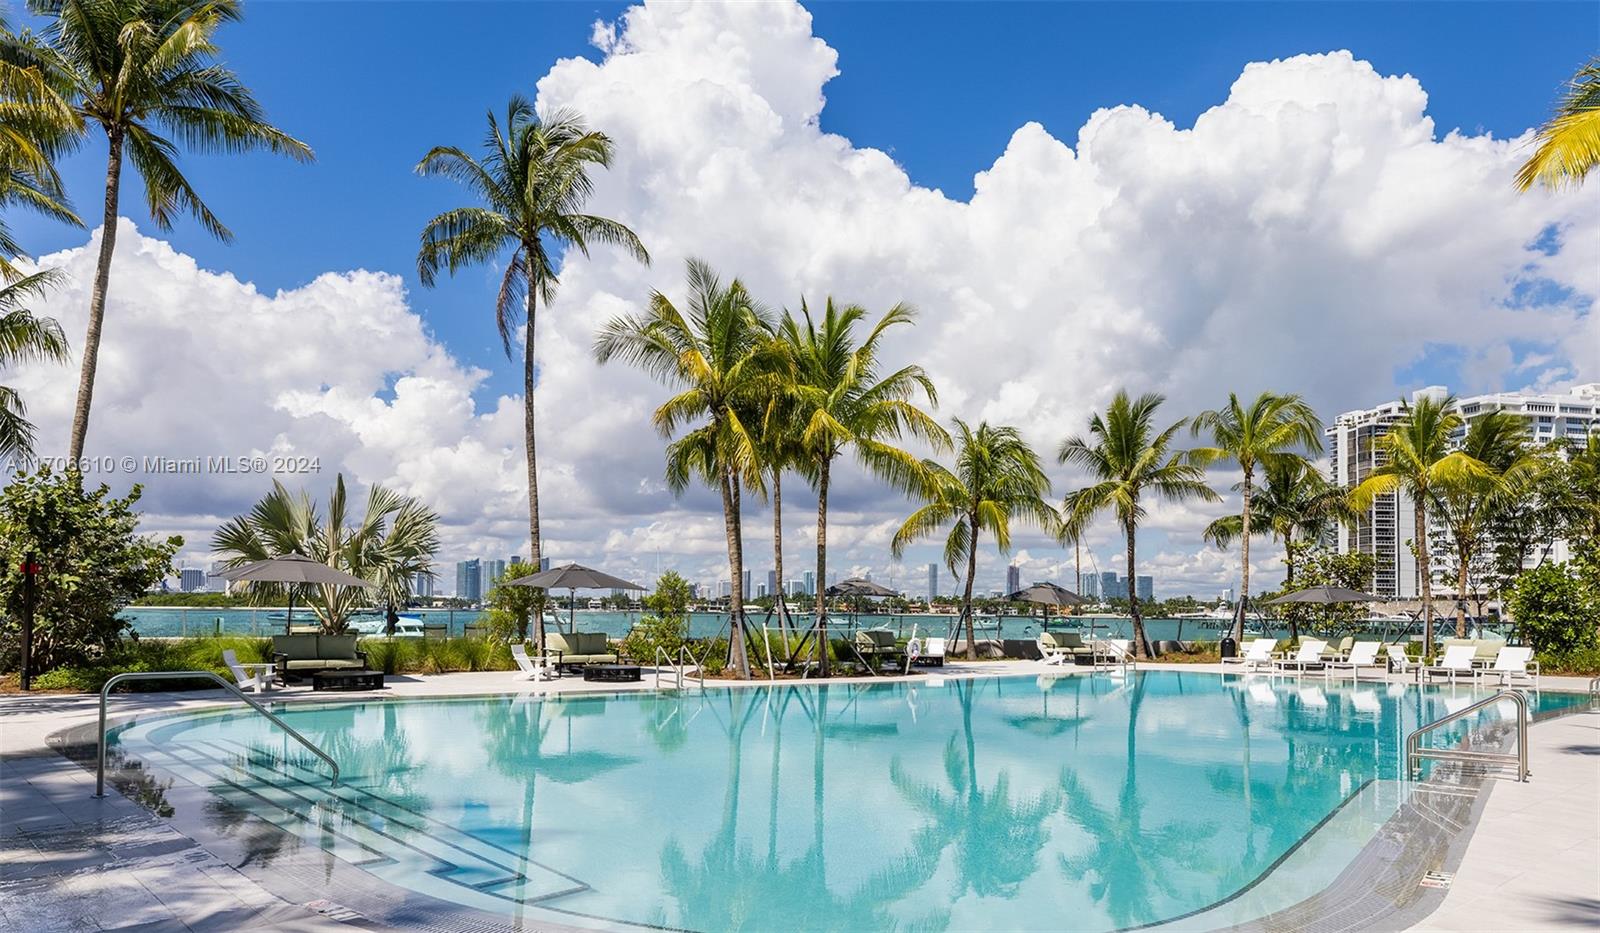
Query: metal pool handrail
[[93, 670, 339, 797], [654, 646, 706, 692], [1404, 689, 1529, 783]]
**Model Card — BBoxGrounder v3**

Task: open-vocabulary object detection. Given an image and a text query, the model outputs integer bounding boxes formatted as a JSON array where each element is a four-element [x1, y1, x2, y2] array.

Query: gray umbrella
[[1265, 585, 1379, 605], [826, 577, 897, 598], [505, 562, 645, 632], [1006, 582, 1086, 607], [219, 553, 372, 632]]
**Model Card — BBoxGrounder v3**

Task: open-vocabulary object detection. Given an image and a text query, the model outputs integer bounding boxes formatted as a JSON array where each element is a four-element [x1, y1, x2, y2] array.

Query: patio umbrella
[[1264, 585, 1379, 605], [505, 562, 645, 632], [1007, 582, 1085, 628], [825, 577, 898, 631], [219, 553, 372, 633]]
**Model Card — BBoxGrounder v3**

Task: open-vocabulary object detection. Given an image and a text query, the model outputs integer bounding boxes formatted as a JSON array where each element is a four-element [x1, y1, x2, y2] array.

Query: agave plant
[[212, 474, 440, 633]]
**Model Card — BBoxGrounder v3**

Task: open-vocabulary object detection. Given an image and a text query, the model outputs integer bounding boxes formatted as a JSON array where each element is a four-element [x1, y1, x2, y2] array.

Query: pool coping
[[32, 669, 1600, 932]]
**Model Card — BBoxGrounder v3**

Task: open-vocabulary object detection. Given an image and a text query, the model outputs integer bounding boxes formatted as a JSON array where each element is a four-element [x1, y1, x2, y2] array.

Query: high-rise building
[[926, 563, 937, 601], [539, 557, 551, 572], [485, 559, 508, 589], [1081, 574, 1098, 598], [455, 559, 482, 602], [1221, 587, 1234, 604], [179, 568, 205, 592], [412, 572, 435, 598], [1136, 575, 1153, 601], [1099, 571, 1119, 600], [766, 570, 777, 597], [755, 583, 767, 598], [803, 570, 816, 595], [1005, 564, 1021, 595], [1328, 384, 1600, 597], [741, 569, 752, 598]]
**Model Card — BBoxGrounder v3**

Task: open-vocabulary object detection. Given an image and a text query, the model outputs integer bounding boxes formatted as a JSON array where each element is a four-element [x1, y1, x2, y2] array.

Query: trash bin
[[1220, 636, 1237, 659]]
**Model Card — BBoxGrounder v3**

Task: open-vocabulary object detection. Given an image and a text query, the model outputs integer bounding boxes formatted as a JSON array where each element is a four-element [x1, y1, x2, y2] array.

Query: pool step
[[198, 736, 588, 906]]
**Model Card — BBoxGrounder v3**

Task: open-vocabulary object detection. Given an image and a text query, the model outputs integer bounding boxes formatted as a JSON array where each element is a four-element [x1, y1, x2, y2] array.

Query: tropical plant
[[0, 466, 179, 683], [483, 558, 539, 641], [1429, 411, 1528, 636], [780, 298, 947, 675], [749, 356, 809, 636], [1558, 433, 1600, 549], [594, 260, 778, 678], [1506, 560, 1598, 655], [0, 16, 82, 281], [0, 270, 69, 463], [212, 473, 440, 634], [1480, 443, 1569, 595], [1202, 458, 1352, 587], [1189, 391, 1323, 640], [15, 0, 312, 460], [1347, 395, 1491, 655], [1059, 391, 1218, 658], [1516, 57, 1600, 191], [418, 97, 647, 607], [891, 419, 1054, 659]]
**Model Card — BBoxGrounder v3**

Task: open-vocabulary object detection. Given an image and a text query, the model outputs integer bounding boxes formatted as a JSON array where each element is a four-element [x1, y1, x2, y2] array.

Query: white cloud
[[10, 1, 1595, 597]]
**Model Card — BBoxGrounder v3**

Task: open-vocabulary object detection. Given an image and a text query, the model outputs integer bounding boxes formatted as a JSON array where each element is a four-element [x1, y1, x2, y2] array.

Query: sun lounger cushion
[[544, 632, 618, 665]]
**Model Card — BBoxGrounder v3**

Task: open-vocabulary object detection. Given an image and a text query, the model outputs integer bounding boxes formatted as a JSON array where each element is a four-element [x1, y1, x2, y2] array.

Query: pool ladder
[[1404, 689, 1529, 783], [92, 670, 339, 797], [654, 646, 706, 691]]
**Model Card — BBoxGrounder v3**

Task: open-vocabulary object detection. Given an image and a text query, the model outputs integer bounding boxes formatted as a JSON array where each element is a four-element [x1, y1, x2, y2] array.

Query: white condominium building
[[1327, 383, 1600, 599]]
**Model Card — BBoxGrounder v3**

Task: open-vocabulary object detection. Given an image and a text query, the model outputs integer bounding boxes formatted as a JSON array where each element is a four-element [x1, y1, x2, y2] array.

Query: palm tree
[[1347, 395, 1492, 656], [1431, 410, 1527, 637], [418, 97, 647, 610], [595, 260, 778, 678], [19, 0, 312, 461], [750, 368, 808, 636], [1190, 391, 1324, 640], [891, 419, 1054, 659], [1059, 391, 1218, 658], [0, 19, 82, 281], [1517, 58, 1600, 191], [0, 270, 69, 462], [781, 299, 947, 675], [213, 474, 440, 634]]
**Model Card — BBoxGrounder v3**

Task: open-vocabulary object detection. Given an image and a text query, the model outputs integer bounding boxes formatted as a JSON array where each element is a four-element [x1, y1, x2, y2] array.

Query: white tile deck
[[1, 661, 1594, 931]]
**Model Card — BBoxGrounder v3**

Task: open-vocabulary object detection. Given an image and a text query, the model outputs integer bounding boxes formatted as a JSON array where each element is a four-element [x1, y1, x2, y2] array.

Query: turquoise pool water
[[107, 673, 1587, 931]]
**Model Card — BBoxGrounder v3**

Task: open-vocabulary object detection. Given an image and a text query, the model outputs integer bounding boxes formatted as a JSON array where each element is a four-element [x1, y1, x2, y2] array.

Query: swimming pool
[[102, 672, 1587, 931]]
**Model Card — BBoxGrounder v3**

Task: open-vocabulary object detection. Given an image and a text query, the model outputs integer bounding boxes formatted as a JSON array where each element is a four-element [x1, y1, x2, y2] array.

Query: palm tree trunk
[[1127, 519, 1149, 658], [962, 511, 980, 660], [1235, 469, 1253, 642], [813, 459, 830, 676], [68, 130, 124, 461], [1455, 533, 1470, 638], [725, 469, 751, 679], [1284, 534, 1300, 644], [773, 469, 789, 637], [1415, 501, 1434, 657], [525, 284, 546, 654]]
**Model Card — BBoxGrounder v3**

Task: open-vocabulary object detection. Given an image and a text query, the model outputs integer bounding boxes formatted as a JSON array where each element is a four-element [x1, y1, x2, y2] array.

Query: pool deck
[[2, 661, 1595, 931]]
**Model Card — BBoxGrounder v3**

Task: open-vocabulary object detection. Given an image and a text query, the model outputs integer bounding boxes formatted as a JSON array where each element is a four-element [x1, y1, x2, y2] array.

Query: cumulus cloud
[[10, 1, 1595, 597]]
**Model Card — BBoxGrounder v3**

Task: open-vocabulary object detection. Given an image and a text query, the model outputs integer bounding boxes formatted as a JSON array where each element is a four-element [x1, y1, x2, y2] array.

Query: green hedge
[[31, 635, 273, 692]]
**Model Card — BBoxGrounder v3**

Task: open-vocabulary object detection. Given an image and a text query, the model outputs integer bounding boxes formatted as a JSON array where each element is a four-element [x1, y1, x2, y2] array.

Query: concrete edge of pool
[[6, 663, 1597, 932]]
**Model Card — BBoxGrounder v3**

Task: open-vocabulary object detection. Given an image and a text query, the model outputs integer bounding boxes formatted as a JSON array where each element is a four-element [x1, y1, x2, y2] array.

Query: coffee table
[[310, 669, 385, 691], [582, 664, 641, 683]]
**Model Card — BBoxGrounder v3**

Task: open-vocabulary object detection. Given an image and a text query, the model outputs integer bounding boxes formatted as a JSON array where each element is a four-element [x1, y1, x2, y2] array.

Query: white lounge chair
[[1385, 644, 1420, 680], [222, 649, 275, 693], [1273, 640, 1327, 675], [1093, 639, 1134, 669], [511, 643, 554, 682], [1324, 641, 1382, 681], [1422, 645, 1477, 685], [906, 636, 947, 671], [1223, 638, 1278, 672], [1476, 646, 1539, 688]]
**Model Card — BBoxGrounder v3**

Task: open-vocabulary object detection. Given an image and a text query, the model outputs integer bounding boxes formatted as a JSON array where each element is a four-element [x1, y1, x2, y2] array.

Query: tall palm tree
[[1517, 58, 1600, 191], [0, 270, 69, 462], [750, 368, 808, 636], [1190, 391, 1323, 640], [1431, 410, 1527, 637], [781, 298, 947, 676], [19, 0, 312, 461], [1059, 391, 1218, 658], [1203, 459, 1352, 587], [213, 474, 440, 634], [1347, 395, 1491, 656], [0, 18, 82, 281], [595, 259, 777, 678], [418, 96, 647, 610], [891, 419, 1054, 659]]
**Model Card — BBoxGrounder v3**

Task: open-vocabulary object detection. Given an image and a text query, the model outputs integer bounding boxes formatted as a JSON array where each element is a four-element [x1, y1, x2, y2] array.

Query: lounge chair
[[1472, 640, 1506, 669], [511, 643, 554, 681], [1476, 646, 1539, 689], [1385, 644, 1420, 680], [1092, 639, 1134, 668], [1422, 645, 1477, 684], [223, 648, 275, 693], [1324, 641, 1382, 681], [906, 636, 946, 669], [1272, 639, 1328, 675], [1038, 631, 1092, 666], [1222, 638, 1278, 672], [1321, 636, 1355, 662]]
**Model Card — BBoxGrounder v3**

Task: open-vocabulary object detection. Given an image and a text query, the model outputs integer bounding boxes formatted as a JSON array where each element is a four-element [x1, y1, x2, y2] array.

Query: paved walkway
[[2, 662, 1595, 931]]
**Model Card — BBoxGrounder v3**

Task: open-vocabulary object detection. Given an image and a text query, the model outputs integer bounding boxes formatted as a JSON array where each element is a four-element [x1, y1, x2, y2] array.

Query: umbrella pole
[[286, 589, 294, 636], [569, 588, 576, 633]]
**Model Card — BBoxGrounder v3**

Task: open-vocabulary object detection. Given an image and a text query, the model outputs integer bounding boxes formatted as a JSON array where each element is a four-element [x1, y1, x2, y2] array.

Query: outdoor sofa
[[853, 629, 904, 668], [542, 632, 618, 670], [271, 633, 367, 682]]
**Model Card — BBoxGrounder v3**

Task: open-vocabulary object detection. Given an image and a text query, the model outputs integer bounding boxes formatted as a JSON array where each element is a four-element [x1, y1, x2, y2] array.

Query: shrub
[[619, 614, 689, 664], [1507, 562, 1599, 655], [1536, 647, 1600, 677]]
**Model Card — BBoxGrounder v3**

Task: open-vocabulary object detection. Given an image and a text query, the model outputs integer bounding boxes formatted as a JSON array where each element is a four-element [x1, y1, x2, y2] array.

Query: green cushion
[[546, 634, 575, 655], [561, 653, 618, 665], [273, 634, 320, 661], [577, 633, 609, 655], [319, 634, 360, 661], [284, 658, 365, 670]]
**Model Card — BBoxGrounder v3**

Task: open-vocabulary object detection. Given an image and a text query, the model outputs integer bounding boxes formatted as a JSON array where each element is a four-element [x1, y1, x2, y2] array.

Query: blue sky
[[12, 1, 1592, 403]]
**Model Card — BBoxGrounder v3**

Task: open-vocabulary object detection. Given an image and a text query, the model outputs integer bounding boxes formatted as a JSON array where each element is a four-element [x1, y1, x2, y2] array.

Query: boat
[[348, 613, 426, 637]]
